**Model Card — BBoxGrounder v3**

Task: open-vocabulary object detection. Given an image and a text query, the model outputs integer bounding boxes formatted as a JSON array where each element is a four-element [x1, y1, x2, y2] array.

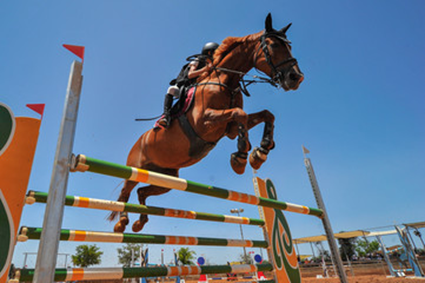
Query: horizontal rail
[[26, 190, 265, 226], [70, 154, 324, 218], [18, 227, 268, 248], [15, 263, 274, 282]]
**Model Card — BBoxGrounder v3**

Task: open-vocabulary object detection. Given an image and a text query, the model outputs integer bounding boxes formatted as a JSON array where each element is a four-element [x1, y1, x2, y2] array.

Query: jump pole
[[26, 190, 265, 226], [70, 154, 324, 218], [33, 47, 84, 283], [302, 146, 349, 283], [71, 155, 326, 283], [18, 226, 269, 248], [15, 263, 274, 282]]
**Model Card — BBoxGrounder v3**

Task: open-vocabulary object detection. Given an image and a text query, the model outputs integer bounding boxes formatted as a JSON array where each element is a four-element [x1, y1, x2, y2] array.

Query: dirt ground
[[183, 277, 425, 283], [186, 277, 425, 283], [29, 259, 425, 283], [296, 277, 422, 283], [77, 275, 425, 283]]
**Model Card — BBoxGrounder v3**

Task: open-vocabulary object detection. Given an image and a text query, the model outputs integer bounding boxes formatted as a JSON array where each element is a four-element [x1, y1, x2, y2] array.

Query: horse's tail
[[108, 210, 119, 222]]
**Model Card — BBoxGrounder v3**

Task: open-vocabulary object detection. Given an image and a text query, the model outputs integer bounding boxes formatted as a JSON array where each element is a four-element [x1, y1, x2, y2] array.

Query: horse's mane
[[213, 31, 262, 66], [197, 31, 262, 82]]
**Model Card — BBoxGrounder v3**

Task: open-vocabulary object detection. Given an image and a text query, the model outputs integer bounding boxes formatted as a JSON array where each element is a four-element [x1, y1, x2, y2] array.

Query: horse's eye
[[270, 43, 280, 49]]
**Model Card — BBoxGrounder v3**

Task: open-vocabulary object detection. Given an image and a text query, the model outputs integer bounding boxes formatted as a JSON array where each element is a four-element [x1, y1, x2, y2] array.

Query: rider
[[158, 42, 220, 128]]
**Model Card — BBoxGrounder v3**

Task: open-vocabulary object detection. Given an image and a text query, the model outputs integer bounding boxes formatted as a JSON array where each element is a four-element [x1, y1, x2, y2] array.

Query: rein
[[215, 67, 279, 97]]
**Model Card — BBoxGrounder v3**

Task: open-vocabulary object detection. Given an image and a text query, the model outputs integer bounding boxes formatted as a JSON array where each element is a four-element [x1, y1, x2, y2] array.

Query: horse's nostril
[[289, 73, 299, 81], [289, 72, 304, 83]]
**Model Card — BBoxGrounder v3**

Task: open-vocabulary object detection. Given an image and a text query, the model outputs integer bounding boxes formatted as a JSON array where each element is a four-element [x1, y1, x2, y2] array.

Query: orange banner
[[0, 103, 41, 283]]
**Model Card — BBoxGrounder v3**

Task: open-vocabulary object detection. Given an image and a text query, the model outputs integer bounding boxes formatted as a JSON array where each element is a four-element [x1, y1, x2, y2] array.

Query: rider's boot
[[158, 94, 173, 128]]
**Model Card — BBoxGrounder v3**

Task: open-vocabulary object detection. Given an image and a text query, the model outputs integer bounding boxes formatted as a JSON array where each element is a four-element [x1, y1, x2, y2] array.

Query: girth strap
[[177, 115, 216, 160]]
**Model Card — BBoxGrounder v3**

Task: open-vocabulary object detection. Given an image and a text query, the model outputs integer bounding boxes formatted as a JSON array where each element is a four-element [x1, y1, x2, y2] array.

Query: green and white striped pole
[[15, 263, 274, 282], [18, 227, 268, 248], [26, 191, 265, 226], [71, 154, 324, 218]]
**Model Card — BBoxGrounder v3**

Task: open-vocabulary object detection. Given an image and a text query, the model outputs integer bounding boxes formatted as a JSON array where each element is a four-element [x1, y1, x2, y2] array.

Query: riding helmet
[[202, 42, 219, 57]]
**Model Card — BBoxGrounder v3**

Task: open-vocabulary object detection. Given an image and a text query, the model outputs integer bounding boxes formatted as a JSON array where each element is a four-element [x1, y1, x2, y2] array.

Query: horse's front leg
[[108, 180, 138, 233], [204, 107, 250, 174], [133, 185, 171, 232], [247, 110, 275, 170]]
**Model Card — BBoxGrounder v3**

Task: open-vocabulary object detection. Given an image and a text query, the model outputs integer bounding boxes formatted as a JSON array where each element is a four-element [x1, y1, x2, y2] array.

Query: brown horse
[[109, 13, 304, 232]]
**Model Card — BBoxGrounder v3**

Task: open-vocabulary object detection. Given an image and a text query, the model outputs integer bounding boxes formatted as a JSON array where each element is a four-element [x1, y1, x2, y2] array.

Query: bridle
[[208, 30, 300, 97], [255, 31, 299, 88], [196, 30, 300, 99]]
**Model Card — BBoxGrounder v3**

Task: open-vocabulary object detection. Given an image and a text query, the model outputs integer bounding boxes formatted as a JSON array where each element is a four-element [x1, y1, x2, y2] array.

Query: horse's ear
[[265, 13, 273, 32], [280, 23, 292, 34]]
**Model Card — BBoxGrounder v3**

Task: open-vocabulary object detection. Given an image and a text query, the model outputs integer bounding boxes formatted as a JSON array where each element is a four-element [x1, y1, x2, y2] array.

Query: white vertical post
[[161, 249, 164, 283], [22, 253, 28, 268], [303, 146, 349, 283], [33, 60, 83, 283], [63, 254, 67, 268]]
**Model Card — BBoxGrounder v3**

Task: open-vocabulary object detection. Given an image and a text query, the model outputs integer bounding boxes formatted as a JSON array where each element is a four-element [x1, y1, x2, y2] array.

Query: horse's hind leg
[[132, 185, 172, 232], [108, 180, 138, 233]]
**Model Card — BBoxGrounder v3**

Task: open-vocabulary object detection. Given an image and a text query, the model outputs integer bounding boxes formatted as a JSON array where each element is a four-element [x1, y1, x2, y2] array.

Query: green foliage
[[239, 253, 253, 264], [311, 250, 331, 262], [416, 248, 425, 256], [338, 237, 357, 261], [177, 247, 196, 265], [355, 239, 380, 257], [71, 244, 103, 268], [117, 243, 144, 267]]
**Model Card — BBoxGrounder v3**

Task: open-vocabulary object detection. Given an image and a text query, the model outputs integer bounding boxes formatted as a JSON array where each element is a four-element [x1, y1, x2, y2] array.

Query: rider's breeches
[[167, 85, 180, 98]]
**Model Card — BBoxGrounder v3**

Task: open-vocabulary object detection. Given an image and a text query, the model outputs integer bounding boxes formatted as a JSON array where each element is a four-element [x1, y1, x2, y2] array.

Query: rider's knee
[[167, 85, 180, 98]]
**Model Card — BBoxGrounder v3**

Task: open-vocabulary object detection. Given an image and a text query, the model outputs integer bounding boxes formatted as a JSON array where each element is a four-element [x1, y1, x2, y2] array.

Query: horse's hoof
[[119, 216, 129, 225], [114, 222, 126, 233], [249, 147, 267, 170], [113, 216, 129, 233], [230, 153, 247, 175], [132, 219, 148, 232]]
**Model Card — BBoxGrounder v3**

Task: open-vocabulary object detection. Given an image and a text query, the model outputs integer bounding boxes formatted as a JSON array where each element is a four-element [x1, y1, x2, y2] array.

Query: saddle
[[154, 86, 216, 158], [154, 87, 196, 129]]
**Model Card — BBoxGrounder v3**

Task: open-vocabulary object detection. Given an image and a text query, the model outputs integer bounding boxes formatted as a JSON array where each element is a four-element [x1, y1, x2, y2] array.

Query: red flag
[[63, 44, 85, 63], [26, 104, 45, 119]]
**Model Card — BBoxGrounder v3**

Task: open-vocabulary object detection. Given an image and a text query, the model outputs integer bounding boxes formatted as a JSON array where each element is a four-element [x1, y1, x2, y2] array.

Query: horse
[[109, 13, 304, 233]]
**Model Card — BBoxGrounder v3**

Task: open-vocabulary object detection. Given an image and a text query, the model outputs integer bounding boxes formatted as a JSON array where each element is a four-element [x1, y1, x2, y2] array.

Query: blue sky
[[2, 0, 424, 268]]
